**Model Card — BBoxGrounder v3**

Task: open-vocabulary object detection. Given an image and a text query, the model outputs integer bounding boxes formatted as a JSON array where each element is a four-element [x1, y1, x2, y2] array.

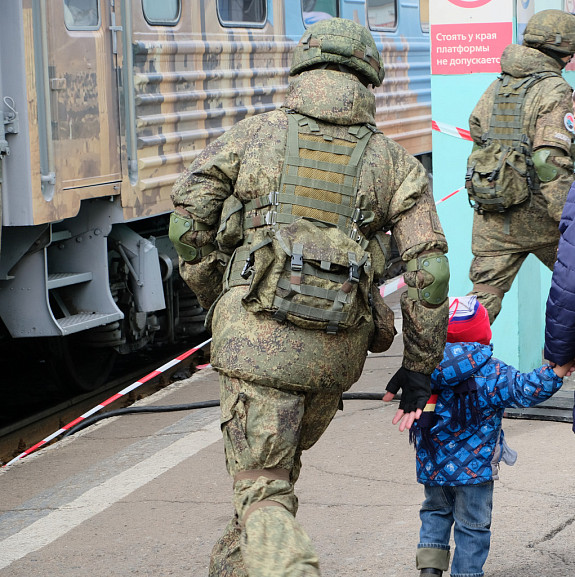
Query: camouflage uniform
[[172, 21, 448, 577], [468, 42, 575, 323]]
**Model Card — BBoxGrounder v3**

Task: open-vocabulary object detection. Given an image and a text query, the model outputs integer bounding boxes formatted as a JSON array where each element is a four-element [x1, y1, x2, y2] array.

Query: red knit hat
[[447, 296, 492, 345]]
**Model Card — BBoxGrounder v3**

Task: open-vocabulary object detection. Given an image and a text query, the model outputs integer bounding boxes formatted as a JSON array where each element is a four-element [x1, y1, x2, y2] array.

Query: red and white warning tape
[[380, 275, 407, 298], [381, 120, 469, 297], [432, 120, 472, 141], [436, 186, 465, 206], [3, 338, 213, 468]]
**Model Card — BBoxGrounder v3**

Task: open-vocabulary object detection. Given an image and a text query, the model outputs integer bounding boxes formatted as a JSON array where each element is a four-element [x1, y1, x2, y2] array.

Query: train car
[[0, 0, 431, 390]]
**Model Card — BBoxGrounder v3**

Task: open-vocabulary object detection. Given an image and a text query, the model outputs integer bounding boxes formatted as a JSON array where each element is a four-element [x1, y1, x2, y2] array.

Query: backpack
[[225, 110, 387, 336], [465, 72, 560, 213]]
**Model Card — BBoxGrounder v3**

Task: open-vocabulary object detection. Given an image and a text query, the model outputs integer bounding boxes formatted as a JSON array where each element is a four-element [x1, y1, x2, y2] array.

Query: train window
[[63, 0, 99, 29], [302, 0, 338, 27], [367, 0, 398, 31], [420, 0, 429, 33], [217, 0, 267, 27], [142, 0, 181, 25]]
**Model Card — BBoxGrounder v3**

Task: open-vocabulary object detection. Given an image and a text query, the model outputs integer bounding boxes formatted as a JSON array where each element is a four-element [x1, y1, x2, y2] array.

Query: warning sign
[[431, 0, 512, 25], [431, 0, 513, 75], [431, 21, 512, 74]]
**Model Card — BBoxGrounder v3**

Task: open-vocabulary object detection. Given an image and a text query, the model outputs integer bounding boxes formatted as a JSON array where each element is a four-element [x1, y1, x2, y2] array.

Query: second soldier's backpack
[[465, 71, 560, 213]]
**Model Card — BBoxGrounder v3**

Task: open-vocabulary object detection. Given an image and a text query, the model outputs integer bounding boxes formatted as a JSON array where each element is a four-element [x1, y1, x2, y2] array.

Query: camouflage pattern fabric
[[172, 66, 449, 575], [208, 375, 341, 576], [209, 518, 246, 577], [172, 68, 449, 376], [468, 43, 575, 321], [469, 244, 558, 323], [289, 17, 385, 87]]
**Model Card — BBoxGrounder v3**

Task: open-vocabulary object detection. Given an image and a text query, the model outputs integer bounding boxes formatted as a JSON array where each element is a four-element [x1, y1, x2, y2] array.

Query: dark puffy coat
[[545, 182, 575, 366]]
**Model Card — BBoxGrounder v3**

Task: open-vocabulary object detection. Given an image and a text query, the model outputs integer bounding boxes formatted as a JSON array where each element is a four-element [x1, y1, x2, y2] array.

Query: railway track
[[0, 339, 211, 466]]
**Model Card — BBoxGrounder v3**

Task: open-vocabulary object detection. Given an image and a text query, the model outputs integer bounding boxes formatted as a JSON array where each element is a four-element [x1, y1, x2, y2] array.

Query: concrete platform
[[1, 322, 574, 577]]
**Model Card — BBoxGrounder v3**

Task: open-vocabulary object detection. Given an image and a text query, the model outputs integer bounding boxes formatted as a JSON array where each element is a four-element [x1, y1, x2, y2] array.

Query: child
[[412, 296, 572, 577]]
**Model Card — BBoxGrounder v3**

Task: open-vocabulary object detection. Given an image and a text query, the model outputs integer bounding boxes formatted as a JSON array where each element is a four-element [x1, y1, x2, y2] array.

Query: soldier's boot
[[420, 569, 443, 576]]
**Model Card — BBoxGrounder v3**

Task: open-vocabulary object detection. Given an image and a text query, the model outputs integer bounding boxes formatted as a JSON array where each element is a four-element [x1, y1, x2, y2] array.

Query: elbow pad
[[532, 148, 569, 183], [169, 211, 215, 262], [406, 253, 449, 305]]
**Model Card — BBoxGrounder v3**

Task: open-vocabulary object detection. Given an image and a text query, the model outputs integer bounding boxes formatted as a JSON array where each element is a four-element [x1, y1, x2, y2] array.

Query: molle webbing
[[465, 71, 561, 214], [243, 111, 376, 244], [230, 112, 377, 333], [271, 248, 368, 332], [486, 72, 559, 148]]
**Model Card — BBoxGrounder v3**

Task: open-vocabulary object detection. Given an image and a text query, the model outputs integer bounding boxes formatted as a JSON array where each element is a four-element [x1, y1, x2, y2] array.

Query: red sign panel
[[447, 0, 494, 6], [431, 21, 513, 74]]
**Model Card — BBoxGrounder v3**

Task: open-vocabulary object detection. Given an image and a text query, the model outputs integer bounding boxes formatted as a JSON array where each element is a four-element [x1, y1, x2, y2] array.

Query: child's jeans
[[416, 482, 494, 577]]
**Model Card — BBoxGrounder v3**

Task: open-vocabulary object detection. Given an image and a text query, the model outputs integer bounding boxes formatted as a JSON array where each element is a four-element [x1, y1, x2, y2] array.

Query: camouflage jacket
[[172, 69, 448, 390], [469, 44, 575, 256]]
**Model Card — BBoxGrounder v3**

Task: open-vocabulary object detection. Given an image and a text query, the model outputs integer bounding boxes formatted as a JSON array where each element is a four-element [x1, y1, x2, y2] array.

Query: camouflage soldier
[[170, 18, 449, 577], [466, 9, 575, 323]]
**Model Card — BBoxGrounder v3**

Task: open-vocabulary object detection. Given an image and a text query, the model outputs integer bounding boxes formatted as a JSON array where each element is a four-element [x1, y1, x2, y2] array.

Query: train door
[[42, 0, 121, 204]]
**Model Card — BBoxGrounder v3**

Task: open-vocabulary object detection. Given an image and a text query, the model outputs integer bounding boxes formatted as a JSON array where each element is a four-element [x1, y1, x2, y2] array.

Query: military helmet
[[290, 18, 385, 87], [523, 9, 575, 55]]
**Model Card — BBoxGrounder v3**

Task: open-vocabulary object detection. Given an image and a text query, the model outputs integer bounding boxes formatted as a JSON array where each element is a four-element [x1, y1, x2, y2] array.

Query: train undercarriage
[[0, 197, 206, 392]]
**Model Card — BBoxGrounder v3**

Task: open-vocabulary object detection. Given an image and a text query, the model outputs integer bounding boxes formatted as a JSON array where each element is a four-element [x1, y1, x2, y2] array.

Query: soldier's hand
[[382, 367, 431, 431]]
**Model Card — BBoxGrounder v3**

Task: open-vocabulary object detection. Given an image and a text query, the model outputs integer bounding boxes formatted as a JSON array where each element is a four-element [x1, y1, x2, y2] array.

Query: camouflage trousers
[[468, 244, 557, 323], [209, 375, 342, 577]]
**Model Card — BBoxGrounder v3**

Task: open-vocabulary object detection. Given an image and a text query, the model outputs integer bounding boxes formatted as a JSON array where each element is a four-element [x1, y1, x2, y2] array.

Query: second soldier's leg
[[468, 252, 527, 323]]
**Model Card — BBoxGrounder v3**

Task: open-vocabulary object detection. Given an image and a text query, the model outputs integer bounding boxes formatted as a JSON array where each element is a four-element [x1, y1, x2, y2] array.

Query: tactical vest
[[465, 71, 560, 213], [222, 110, 379, 333]]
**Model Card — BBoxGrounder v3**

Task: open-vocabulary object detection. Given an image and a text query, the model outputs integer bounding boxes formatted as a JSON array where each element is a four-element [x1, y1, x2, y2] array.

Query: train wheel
[[47, 336, 117, 392]]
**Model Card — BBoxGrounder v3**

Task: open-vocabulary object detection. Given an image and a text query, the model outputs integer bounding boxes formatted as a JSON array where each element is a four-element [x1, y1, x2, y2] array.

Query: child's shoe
[[420, 570, 442, 576]]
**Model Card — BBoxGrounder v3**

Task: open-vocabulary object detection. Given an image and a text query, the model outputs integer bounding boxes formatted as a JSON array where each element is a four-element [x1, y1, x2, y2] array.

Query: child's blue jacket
[[414, 341, 563, 486]]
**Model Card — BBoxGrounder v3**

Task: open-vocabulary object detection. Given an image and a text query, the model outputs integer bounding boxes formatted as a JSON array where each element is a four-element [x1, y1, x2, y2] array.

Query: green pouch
[[242, 218, 373, 332], [466, 140, 531, 212], [216, 195, 244, 254], [368, 283, 396, 353]]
